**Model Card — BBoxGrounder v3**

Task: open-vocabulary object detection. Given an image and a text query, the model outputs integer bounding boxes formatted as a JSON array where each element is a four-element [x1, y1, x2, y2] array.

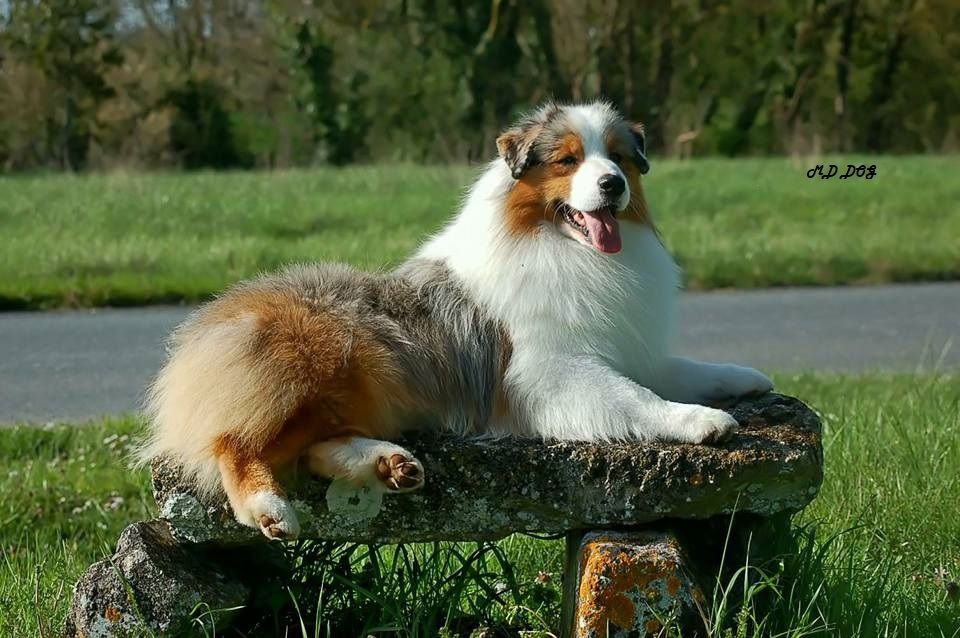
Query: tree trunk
[[648, 3, 674, 153], [865, 10, 910, 152], [835, 0, 859, 152]]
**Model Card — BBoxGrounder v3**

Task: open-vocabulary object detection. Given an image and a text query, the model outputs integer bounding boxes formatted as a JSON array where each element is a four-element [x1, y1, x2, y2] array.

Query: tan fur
[[504, 133, 582, 237], [618, 161, 653, 227], [605, 129, 653, 226], [492, 329, 514, 423], [503, 130, 653, 236], [214, 435, 286, 526], [139, 284, 412, 497]]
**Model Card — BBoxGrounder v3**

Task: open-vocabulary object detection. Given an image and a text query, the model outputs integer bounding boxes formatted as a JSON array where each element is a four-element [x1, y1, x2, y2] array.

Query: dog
[[137, 101, 773, 540]]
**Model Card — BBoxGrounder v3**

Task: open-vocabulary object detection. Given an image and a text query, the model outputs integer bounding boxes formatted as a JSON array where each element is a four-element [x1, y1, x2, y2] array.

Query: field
[[2, 156, 959, 309], [2, 374, 958, 637]]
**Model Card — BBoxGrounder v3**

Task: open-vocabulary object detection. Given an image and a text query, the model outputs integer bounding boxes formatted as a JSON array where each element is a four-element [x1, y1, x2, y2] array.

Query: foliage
[[2, 1, 960, 170], [166, 78, 253, 170], [0, 0, 123, 169]]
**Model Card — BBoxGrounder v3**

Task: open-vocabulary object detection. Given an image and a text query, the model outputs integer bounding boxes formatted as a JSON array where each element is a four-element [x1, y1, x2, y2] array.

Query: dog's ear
[[496, 125, 541, 179], [629, 122, 650, 174], [497, 103, 560, 179]]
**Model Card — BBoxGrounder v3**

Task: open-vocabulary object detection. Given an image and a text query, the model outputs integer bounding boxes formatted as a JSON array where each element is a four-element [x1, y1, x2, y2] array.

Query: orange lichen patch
[[504, 133, 583, 237], [575, 540, 679, 637], [667, 576, 682, 597], [645, 619, 662, 634], [104, 606, 122, 623]]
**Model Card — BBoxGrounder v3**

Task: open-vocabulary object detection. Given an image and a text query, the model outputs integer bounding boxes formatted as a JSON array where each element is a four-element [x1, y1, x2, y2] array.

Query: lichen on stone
[[151, 393, 822, 545]]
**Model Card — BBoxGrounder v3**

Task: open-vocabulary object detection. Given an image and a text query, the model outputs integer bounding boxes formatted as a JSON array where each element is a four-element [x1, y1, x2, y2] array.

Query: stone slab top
[[152, 393, 823, 545]]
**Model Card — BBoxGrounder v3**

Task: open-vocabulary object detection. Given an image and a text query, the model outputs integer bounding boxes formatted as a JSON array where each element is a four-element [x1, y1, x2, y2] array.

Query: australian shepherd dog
[[137, 101, 773, 540]]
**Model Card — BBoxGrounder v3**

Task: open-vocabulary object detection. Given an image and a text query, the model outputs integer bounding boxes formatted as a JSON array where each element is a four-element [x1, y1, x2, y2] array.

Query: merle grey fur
[[495, 101, 649, 178], [239, 259, 509, 435]]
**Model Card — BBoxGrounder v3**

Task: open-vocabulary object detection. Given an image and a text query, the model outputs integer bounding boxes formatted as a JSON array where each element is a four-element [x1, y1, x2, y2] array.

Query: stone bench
[[67, 393, 822, 637]]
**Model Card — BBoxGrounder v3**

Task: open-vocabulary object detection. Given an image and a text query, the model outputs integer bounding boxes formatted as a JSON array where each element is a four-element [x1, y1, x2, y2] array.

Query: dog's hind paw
[[375, 453, 425, 493], [247, 491, 300, 540]]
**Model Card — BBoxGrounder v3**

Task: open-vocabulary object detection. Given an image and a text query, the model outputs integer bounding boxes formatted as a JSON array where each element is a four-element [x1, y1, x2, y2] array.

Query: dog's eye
[[557, 155, 578, 166], [609, 152, 623, 164]]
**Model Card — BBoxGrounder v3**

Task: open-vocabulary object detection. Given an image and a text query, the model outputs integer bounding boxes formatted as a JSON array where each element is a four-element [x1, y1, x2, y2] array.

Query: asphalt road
[[1, 282, 957, 424]]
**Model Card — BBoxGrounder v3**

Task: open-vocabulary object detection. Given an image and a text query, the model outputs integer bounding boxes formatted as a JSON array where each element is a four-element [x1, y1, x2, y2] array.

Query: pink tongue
[[582, 209, 622, 254]]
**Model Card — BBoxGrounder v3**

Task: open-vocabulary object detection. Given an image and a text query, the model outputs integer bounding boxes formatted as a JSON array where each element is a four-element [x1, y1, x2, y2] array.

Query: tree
[[3, 0, 960, 170], [1, 0, 122, 169]]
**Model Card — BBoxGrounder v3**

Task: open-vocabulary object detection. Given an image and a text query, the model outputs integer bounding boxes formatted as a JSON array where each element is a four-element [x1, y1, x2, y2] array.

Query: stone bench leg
[[562, 530, 708, 638], [65, 520, 251, 637]]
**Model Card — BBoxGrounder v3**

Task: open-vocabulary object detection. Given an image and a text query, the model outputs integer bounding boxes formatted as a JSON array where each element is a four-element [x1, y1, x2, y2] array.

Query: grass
[[2, 156, 959, 309], [0, 419, 154, 636], [1, 374, 959, 636]]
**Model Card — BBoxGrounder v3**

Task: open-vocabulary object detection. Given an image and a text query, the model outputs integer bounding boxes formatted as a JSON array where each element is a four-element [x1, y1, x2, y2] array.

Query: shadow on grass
[[705, 517, 960, 638], [206, 539, 559, 638], [190, 515, 960, 638]]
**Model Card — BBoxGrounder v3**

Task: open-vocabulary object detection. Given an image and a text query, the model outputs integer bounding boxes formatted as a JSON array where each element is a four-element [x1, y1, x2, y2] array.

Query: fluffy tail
[[136, 306, 303, 497]]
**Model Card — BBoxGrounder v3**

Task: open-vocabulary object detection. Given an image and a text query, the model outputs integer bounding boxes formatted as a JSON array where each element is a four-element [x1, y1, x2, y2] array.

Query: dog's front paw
[[672, 405, 739, 445], [704, 365, 773, 403]]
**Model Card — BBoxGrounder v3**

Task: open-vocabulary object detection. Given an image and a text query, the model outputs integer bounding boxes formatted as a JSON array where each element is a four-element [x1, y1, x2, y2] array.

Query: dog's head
[[496, 101, 650, 255]]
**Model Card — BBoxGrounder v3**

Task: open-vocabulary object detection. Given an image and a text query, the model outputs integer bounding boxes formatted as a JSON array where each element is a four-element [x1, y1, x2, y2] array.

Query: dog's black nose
[[598, 174, 625, 197]]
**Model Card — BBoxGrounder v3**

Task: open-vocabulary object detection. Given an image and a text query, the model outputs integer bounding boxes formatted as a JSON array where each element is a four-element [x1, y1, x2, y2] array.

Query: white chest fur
[[417, 163, 680, 392]]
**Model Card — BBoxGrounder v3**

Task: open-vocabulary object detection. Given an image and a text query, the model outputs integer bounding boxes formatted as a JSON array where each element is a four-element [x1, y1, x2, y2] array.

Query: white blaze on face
[[563, 105, 631, 254], [569, 156, 628, 212]]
